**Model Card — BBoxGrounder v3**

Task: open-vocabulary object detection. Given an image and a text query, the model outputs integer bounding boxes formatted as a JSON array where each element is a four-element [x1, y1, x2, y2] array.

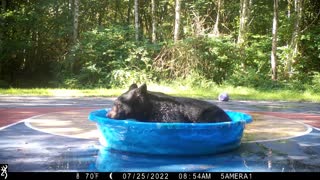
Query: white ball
[[218, 92, 229, 102]]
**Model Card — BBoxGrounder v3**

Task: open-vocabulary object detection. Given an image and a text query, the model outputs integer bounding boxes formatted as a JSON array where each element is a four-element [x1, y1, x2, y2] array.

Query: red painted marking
[[250, 111, 320, 128]]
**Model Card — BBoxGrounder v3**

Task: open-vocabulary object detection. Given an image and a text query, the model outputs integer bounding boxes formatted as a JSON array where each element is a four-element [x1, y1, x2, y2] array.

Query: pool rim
[[88, 108, 252, 128]]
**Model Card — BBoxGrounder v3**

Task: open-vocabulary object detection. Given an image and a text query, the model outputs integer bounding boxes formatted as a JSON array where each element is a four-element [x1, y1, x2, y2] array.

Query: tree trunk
[[173, 0, 181, 42], [287, 0, 302, 77], [127, 0, 132, 25], [151, 0, 156, 43], [271, 0, 279, 81], [193, 11, 201, 37], [237, 0, 251, 70], [141, 5, 148, 39], [134, 0, 140, 41], [284, 0, 292, 78], [114, 1, 119, 23], [237, 0, 250, 45], [292, 0, 302, 60], [2, 0, 6, 12], [213, 0, 222, 36], [73, 0, 79, 44], [287, 0, 292, 18]]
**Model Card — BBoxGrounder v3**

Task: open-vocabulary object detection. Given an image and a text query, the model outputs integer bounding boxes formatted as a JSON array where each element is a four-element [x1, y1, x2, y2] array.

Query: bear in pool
[[107, 83, 231, 123]]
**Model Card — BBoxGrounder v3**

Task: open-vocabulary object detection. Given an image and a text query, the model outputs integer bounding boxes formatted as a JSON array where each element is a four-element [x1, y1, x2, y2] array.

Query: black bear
[[107, 83, 231, 123]]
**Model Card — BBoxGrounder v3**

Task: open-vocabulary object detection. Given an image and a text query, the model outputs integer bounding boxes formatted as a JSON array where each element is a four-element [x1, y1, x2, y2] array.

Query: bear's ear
[[129, 83, 138, 91], [136, 83, 147, 95]]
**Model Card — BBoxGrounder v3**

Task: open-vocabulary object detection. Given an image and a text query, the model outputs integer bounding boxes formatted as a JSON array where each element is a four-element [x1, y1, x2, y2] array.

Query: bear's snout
[[107, 107, 117, 119]]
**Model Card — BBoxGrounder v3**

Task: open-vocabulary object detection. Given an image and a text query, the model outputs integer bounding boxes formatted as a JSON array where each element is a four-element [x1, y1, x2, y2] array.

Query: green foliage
[[228, 68, 268, 88], [299, 28, 320, 75], [250, 0, 273, 35], [0, 0, 319, 100], [0, 0, 72, 87], [226, 35, 275, 88], [58, 26, 158, 88], [244, 35, 272, 72], [109, 69, 154, 88], [62, 77, 80, 89], [154, 36, 237, 84], [162, 71, 218, 89], [308, 72, 320, 93], [0, 80, 10, 88]]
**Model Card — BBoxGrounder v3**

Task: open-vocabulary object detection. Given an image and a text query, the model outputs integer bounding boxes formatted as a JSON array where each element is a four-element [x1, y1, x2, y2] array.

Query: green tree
[[134, 0, 140, 41], [174, 0, 181, 42], [72, 0, 79, 45], [237, 0, 251, 45], [151, 0, 157, 43], [213, 0, 223, 36], [271, 0, 279, 80]]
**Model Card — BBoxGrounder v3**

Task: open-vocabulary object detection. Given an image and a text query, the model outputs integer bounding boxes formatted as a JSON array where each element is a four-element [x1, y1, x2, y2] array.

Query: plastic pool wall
[[89, 109, 252, 155]]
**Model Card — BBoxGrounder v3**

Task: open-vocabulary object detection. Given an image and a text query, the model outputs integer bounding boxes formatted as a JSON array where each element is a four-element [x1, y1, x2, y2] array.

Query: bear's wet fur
[[107, 83, 231, 123]]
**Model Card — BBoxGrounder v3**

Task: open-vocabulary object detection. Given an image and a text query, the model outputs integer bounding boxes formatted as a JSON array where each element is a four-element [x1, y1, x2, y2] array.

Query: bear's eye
[[118, 97, 125, 102], [117, 102, 124, 108]]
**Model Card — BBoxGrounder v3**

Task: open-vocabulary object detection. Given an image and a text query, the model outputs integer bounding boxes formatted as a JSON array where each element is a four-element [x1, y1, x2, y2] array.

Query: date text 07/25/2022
[[119, 172, 252, 180]]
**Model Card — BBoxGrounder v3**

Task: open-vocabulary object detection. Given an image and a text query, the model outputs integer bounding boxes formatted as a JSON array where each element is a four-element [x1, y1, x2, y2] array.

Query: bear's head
[[107, 83, 151, 120]]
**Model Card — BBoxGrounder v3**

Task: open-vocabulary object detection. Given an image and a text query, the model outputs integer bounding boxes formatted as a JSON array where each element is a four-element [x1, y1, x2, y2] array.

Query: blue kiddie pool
[[88, 109, 252, 155]]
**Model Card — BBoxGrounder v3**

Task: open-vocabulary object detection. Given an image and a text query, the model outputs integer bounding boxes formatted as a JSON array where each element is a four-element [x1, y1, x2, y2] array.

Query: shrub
[[153, 36, 238, 84], [0, 80, 10, 88], [59, 25, 158, 88]]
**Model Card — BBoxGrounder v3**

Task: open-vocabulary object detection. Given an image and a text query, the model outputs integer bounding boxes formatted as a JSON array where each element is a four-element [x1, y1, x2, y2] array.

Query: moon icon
[[109, 172, 113, 180]]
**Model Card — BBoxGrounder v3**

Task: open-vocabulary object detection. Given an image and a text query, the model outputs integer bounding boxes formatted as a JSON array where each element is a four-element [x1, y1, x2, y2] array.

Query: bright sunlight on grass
[[1, 84, 320, 102]]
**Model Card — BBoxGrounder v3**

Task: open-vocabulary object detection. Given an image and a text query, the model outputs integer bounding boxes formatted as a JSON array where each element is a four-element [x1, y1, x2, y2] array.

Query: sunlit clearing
[[49, 89, 84, 96]]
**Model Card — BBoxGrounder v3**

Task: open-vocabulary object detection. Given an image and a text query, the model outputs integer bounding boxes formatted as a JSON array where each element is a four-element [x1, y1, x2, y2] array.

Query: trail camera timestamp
[[178, 173, 211, 180], [178, 173, 252, 180]]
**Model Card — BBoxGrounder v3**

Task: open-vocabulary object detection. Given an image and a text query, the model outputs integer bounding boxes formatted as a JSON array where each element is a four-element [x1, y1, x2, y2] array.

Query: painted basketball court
[[0, 96, 320, 172]]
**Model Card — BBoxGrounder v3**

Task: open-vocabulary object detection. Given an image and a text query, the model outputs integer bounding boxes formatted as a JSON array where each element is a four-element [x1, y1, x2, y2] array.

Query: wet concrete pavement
[[0, 96, 320, 172]]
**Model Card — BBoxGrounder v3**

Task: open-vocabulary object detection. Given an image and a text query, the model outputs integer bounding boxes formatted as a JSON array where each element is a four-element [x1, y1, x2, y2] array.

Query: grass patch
[[0, 88, 124, 97], [1, 84, 320, 102]]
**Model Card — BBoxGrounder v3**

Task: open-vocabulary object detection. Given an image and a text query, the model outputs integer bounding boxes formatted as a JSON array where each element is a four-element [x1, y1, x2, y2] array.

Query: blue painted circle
[[88, 109, 252, 155]]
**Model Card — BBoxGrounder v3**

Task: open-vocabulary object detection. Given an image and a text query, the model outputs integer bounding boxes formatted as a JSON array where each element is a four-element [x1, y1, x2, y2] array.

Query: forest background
[[0, 0, 319, 101]]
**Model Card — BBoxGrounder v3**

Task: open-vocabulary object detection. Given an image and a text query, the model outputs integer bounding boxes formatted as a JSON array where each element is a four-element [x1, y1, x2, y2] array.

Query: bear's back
[[146, 91, 229, 123]]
